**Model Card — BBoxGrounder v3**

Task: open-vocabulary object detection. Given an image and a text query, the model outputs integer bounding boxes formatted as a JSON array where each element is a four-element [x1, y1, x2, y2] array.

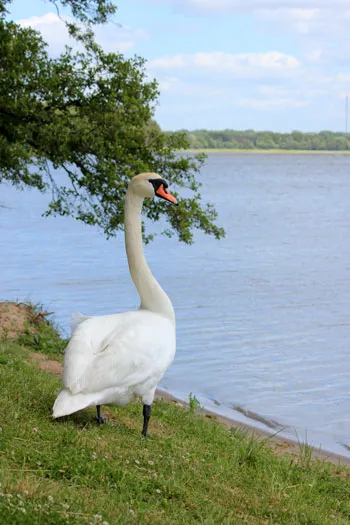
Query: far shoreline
[[180, 148, 350, 155]]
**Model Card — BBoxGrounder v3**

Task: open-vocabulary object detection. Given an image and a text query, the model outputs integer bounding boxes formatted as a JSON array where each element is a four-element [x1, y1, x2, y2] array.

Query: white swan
[[52, 173, 178, 437]]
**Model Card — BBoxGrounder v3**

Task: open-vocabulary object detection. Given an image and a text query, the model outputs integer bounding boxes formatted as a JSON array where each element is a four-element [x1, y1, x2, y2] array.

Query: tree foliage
[[0, 0, 224, 244], [184, 129, 350, 151]]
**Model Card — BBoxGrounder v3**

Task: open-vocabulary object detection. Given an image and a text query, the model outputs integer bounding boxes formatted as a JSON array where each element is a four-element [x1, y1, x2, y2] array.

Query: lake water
[[1, 153, 350, 458]]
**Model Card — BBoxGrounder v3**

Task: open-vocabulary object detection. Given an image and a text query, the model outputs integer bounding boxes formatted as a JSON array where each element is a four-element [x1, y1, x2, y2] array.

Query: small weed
[[231, 428, 269, 467], [188, 392, 201, 412], [18, 320, 67, 356], [1, 327, 9, 341], [297, 433, 315, 469]]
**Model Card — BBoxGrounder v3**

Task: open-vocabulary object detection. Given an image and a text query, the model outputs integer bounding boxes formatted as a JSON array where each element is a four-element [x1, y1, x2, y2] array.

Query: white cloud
[[334, 75, 350, 98], [258, 80, 329, 99], [302, 48, 326, 64], [18, 12, 149, 55], [150, 51, 300, 78], [237, 97, 309, 111], [337, 74, 350, 83], [18, 12, 73, 55], [258, 7, 350, 37], [258, 85, 298, 96], [158, 76, 226, 96], [154, 1, 350, 68], [254, 8, 350, 76], [259, 8, 320, 35], [151, 50, 335, 116], [153, 0, 350, 14]]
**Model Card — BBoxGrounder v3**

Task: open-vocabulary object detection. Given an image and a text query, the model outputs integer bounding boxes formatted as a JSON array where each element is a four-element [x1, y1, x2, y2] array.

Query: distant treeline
[[176, 130, 350, 151]]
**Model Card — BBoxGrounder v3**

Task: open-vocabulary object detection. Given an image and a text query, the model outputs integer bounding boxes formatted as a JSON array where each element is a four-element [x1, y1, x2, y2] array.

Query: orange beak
[[155, 184, 178, 204]]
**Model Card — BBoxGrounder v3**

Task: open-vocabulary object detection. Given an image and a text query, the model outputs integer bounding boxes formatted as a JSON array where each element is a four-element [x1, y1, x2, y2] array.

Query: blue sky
[[7, 0, 350, 132]]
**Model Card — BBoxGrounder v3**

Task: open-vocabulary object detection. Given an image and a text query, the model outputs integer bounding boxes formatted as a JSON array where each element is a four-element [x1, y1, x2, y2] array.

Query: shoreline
[[181, 149, 350, 155], [4, 300, 350, 469], [156, 387, 350, 466], [28, 351, 350, 467], [30, 351, 350, 466]]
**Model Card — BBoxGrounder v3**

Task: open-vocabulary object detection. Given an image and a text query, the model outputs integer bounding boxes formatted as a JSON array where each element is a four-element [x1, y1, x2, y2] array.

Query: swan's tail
[[52, 389, 96, 419]]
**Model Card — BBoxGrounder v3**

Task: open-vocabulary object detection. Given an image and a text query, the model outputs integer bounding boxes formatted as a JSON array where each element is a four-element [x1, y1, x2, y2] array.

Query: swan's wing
[[81, 321, 174, 394], [63, 311, 175, 395], [63, 313, 124, 393]]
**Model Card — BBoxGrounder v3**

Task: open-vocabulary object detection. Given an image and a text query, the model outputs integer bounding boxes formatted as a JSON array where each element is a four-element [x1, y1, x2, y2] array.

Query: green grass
[[0, 333, 349, 524], [17, 317, 67, 356]]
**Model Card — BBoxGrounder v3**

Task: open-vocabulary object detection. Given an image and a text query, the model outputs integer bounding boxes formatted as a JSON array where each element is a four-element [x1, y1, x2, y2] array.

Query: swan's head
[[130, 173, 177, 204]]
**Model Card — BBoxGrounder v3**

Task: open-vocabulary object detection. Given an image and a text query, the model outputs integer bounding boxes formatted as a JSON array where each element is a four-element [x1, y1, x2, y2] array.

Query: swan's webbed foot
[[95, 405, 105, 424], [141, 404, 151, 438]]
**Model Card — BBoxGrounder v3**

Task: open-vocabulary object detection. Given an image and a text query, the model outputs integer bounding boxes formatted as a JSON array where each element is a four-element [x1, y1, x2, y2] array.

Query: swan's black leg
[[95, 405, 105, 424], [142, 404, 151, 438]]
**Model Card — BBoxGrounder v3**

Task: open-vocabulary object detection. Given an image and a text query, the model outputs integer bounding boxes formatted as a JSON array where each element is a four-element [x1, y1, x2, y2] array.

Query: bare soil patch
[[0, 301, 50, 339], [30, 352, 62, 377]]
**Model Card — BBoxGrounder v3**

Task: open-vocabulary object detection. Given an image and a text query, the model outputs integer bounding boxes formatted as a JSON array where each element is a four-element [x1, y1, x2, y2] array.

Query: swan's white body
[[53, 173, 176, 419]]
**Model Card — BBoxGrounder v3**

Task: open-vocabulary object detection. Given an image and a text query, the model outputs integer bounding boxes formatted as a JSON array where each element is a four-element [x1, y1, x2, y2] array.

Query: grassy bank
[[1, 312, 350, 524], [182, 149, 350, 155]]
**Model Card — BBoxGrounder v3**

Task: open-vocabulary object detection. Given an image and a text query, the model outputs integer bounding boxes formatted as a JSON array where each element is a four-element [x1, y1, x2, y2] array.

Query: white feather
[[52, 310, 175, 417], [70, 312, 88, 335]]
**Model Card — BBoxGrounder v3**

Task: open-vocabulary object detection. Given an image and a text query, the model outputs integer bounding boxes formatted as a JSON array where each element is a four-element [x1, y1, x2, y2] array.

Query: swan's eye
[[149, 178, 168, 191]]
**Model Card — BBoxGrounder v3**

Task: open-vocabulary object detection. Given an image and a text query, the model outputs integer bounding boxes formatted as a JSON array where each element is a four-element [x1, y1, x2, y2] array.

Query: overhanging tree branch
[[0, 0, 224, 244]]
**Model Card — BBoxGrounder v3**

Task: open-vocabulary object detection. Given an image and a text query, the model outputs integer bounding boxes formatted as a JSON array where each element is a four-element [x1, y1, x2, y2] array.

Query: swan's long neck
[[124, 189, 175, 322]]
